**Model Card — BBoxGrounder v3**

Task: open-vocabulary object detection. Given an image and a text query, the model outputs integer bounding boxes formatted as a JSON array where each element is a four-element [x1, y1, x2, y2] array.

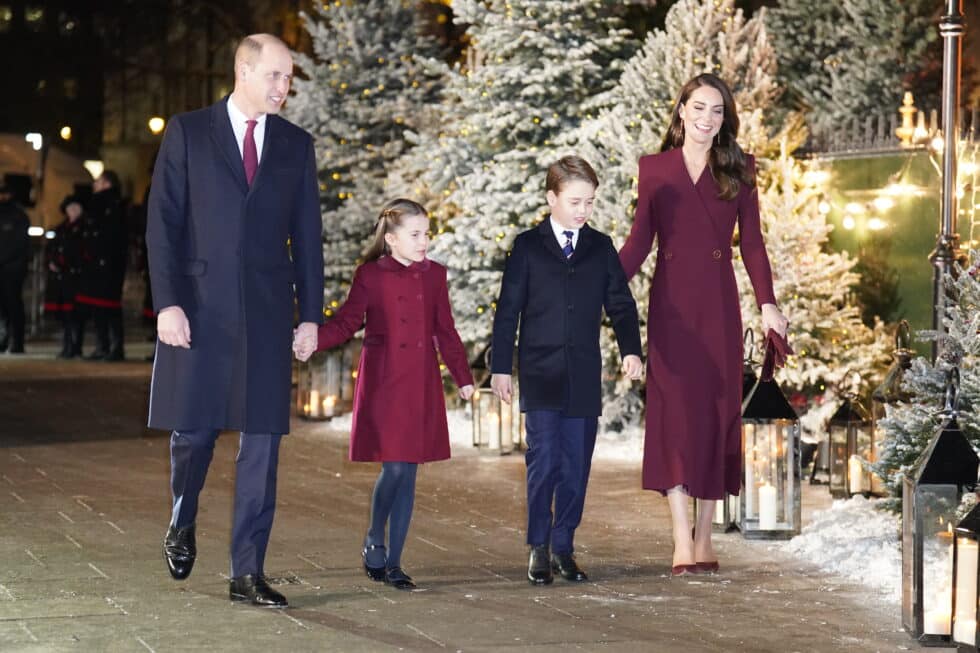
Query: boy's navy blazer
[[490, 219, 641, 417]]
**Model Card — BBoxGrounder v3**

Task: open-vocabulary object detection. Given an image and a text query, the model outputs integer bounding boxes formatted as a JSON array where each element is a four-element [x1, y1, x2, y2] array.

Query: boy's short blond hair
[[546, 155, 599, 193]]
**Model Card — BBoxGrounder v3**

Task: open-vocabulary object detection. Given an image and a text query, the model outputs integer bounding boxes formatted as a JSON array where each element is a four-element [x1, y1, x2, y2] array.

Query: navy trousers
[[169, 429, 282, 578], [524, 410, 598, 555]]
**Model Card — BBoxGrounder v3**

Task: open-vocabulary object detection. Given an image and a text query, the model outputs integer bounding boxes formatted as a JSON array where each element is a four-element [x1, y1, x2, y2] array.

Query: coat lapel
[[249, 115, 283, 194], [210, 99, 249, 194], [572, 224, 595, 261], [537, 219, 569, 264], [675, 148, 727, 250]]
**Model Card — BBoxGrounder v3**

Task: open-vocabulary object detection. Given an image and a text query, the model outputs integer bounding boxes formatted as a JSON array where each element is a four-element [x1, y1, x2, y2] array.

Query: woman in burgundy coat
[[619, 74, 789, 576], [300, 199, 474, 590]]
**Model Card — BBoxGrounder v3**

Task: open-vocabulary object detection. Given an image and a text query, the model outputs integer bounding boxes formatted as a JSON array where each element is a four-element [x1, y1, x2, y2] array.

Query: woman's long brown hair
[[362, 198, 428, 262], [660, 73, 754, 201]]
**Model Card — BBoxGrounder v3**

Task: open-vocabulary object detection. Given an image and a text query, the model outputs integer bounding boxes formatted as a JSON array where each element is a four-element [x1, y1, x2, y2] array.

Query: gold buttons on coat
[[712, 249, 722, 260]]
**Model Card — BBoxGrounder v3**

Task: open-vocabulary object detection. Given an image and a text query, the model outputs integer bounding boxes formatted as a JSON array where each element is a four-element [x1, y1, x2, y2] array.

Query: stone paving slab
[[0, 358, 918, 652]]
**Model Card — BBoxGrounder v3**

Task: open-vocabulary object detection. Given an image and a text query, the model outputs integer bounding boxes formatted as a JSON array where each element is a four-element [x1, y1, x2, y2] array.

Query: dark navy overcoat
[[146, 98, 324, 434]]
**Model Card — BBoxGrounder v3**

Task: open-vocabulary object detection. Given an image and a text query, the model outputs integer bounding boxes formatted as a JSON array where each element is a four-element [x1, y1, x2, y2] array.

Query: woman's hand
[[761, 303, 788, 338], [458, 384, 475, 401]]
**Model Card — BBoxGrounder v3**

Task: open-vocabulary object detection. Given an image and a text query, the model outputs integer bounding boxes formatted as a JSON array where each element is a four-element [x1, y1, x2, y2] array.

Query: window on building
[[25, 6, 44, 31], [63, 78, 78, 100]]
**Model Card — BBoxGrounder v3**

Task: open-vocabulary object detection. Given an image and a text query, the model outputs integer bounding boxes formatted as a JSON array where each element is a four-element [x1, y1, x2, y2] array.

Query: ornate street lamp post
[[931, 0, 968, 361]]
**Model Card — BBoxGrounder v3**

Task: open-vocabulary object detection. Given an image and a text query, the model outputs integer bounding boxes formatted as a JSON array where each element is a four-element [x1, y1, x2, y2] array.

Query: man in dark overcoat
[[146, 33, 323, 608], [76, 170, 127, 360]]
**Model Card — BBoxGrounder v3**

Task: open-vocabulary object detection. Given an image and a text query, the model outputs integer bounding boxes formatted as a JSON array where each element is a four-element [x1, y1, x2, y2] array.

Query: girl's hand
[[292, 322, 318, 361], [458, 384, 475, 401], [761, 303, 788, 338]]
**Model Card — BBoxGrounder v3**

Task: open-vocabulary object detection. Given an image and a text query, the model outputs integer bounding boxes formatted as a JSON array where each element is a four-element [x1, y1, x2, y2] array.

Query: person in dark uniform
[[0, 183, 31, 354], [45, 195, 86, 358], [77, 170, 128, 361]]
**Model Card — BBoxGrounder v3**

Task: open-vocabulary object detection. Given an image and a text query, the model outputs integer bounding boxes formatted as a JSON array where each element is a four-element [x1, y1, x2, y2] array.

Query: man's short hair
[[235, 33, 289, 70], [546, 155, 599, 193]]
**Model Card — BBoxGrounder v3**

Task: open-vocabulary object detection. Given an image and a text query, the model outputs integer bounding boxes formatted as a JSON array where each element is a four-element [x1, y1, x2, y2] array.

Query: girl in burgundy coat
[[302, 199, 474, 590], [619, 74, 789, 576]]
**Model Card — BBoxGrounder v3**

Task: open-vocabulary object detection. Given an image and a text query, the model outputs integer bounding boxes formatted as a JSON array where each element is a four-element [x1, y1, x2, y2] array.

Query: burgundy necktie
[[243, 119, 258, 186]]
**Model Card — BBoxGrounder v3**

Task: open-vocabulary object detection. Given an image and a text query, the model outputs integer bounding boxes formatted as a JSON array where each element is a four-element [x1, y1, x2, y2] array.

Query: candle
[[924, 609, 951, 636], [955, 539, 979, 644], [488, 411, 500, 449], [309, 390, 320, 418], [744, 465, 754, 518], [758, 483, 777, 530], [848, 456, 864, 495], [323, 395, 336, 417]]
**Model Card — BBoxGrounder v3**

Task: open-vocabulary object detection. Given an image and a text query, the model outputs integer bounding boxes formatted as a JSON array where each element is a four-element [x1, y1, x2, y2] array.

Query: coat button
[[567, 304, 574, 311], [664, 251, 673, 260], [417, 341, 423, 348], [413, 273, 420, 279], [417, 294, 423, 300], [398, 295, 405, 301], [712, 249, 722, 259], [399, 343, 407, 349]]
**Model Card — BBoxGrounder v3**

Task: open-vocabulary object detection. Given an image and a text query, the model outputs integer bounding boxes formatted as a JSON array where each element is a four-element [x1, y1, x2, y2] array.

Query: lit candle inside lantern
[[309, 390, 320, 418], [955, 538, 979, 645], [848, 455, 864, 495], [488, 411, 500, 449], [758, 483, 777, 530], [924, 609, 952, 636], [323, 395, 336, 417]]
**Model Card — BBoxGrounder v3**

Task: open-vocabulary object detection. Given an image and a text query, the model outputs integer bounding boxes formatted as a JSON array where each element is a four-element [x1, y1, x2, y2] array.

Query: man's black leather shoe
[[551, 553, 588, 582], [163, 524, 196, 580], [384, 567, 416, 590], [527, 545, 554, 585], [84, 350, 107, 360], [229, 574, 288, 608]]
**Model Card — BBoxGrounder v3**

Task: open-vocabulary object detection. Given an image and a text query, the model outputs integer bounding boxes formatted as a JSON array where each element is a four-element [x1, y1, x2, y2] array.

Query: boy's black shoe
[[527, 545, 554, 585], [551, 553, 588, 582]]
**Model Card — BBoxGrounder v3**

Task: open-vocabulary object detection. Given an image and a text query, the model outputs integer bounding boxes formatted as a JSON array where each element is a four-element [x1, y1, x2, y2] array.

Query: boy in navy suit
[[491, 155, 643, 584]]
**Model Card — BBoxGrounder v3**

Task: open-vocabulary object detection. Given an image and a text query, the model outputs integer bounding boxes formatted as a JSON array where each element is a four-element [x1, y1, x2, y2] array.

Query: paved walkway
[[0, 354, 915, 652]]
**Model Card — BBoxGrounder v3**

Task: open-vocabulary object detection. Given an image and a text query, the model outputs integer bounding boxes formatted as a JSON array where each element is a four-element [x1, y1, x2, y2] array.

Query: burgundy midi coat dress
[[619, 149, 777, 499], [317, 255, 474, 463]]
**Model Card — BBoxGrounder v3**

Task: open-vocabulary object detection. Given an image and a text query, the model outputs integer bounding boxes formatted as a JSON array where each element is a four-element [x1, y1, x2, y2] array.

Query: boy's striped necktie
[[562, 230, 574, 258]]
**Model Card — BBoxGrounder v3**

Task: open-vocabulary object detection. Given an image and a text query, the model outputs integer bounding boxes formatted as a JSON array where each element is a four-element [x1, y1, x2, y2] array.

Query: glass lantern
[[739, 362, 802, 539], [953, 504, 980, 650], [871, 320, 913, 496], [828, 391, 873, 499], [296, 349, 342, 420], [902, 369, 979, 645], [471, 374, 515, 454]]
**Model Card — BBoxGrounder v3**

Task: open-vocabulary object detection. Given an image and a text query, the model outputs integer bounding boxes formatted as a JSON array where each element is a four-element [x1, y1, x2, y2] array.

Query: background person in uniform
[[76, 170, 128, 361], [44, 195, 86, 358], [147, 33, 323, 609], [0, 183, 31, 354]]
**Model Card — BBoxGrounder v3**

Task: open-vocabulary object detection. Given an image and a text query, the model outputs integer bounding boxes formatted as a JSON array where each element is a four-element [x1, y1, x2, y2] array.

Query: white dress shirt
[[549, 216, 580, 250], [227, 96, 267, 161]]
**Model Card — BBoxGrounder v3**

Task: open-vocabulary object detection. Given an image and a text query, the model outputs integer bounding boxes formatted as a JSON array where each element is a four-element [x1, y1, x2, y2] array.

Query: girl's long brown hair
[[362, 198, 428, 262], [660, 73, 754, 201]]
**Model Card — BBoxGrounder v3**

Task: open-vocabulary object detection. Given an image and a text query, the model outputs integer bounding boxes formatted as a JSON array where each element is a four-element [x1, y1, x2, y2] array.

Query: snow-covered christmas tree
[[872, 252, 980, 505], [391, 0, 635, 346], [288, 0, 444, 313], [767, 0, 939, 139], [558, 0, 891, 428]]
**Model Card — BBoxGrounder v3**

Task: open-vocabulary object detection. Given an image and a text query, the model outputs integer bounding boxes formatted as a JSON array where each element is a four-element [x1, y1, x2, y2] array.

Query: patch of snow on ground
[[781, 495, 901, 603]]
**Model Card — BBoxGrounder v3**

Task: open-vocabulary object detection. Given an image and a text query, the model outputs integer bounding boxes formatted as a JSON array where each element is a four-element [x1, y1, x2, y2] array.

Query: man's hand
[[622, 354, 643, 380], [292, 321, 318, 362], [157, 306, 191, 348], [459, 384, 475, 401], [491, 373, 513, 404]]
